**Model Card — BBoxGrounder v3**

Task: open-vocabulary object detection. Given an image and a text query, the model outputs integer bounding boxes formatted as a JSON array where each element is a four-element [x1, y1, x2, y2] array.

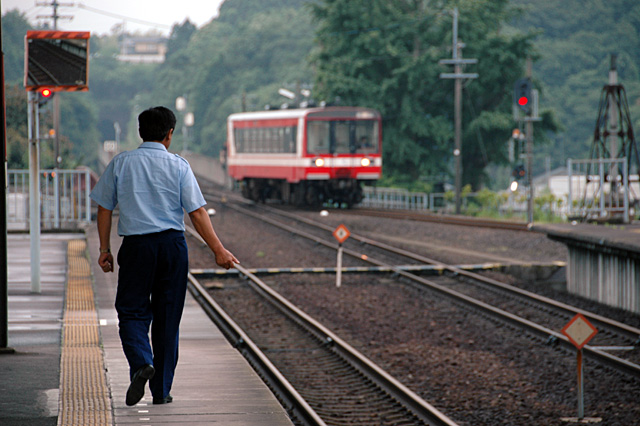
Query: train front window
[[307, 121, 330, 154], [307, 120, 378, 154], [354, 121, 378, 154]]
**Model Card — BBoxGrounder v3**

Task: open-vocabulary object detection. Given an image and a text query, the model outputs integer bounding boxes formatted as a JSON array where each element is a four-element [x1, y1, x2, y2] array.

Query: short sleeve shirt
[[90, 142, 206, 236]]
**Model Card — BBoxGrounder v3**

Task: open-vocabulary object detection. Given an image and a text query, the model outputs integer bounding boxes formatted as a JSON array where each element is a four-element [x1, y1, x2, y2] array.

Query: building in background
[[117, 36, 167, 63]]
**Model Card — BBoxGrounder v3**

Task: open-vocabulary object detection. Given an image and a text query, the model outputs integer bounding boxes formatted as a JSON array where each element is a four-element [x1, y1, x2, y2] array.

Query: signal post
[[513, 58, 540, 224], [24, 30, 90, 292]]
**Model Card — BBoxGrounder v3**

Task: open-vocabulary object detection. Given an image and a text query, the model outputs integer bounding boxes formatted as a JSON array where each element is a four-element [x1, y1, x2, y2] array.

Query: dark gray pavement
[[0, 233, 80, 426]]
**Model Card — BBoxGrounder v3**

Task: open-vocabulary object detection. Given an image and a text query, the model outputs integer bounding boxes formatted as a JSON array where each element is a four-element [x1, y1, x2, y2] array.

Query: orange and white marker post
[[332, 224, 350, 287], [561, 313, 598, 421]]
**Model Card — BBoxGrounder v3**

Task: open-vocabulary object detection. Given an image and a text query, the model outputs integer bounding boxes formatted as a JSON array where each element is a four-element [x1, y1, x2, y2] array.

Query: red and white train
[[226, 106, 382, 207]]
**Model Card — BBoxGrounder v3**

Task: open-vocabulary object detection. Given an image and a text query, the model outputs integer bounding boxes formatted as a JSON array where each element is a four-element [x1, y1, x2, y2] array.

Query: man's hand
[[98, 252, 114, 273], [214, 247, 239, 270], [97, 205, 115, 273]]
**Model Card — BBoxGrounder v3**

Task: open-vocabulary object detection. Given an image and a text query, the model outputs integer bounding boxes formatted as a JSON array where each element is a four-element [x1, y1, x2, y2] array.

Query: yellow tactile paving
[[57, 240, 112, 426]]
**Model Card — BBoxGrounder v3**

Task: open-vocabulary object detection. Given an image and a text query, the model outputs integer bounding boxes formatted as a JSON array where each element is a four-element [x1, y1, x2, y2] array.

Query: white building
[[117, 36, 167, 63]]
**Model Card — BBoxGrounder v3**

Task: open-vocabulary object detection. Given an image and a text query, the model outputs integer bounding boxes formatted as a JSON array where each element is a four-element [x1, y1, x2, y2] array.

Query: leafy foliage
[[1, 10, 31, 84], [148, 0, 315, 156], [309, 0, 554, 188], [4, 0, 637, 188], [510, 0, 640, 167], [2, 10, 100, 169]]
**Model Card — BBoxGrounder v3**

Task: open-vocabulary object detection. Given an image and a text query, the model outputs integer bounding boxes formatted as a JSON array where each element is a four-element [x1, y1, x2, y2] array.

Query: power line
[[76, 3, 171, 29]]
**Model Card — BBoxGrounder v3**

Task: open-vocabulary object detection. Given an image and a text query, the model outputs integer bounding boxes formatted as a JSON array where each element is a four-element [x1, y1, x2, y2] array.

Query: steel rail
[[185, 226, 459, 426], [343, 207, 531, 231], [258, 205, 640, 340], [187, 273, 327, 426], [217, 204, 640, 379]]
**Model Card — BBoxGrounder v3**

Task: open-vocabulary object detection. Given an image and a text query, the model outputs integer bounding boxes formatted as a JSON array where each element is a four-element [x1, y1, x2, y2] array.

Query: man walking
[[91, 106, 239, 406]]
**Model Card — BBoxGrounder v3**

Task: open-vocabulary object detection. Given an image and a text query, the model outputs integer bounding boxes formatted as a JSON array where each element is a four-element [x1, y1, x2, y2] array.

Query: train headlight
[[360, 157, 371, 167], [314, 158, 325, 167]]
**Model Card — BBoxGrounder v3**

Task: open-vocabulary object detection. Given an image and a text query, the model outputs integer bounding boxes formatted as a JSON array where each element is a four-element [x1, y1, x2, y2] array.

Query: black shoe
[[153, 394, 173, 405], [126, 364, 155, 406]]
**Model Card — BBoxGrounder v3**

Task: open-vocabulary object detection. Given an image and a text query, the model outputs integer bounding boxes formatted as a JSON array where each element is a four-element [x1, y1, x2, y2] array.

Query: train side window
[[265, 128, 271, 153], [250, 128, 254, 153], [292, 126, 298, 153], [276, 128, 283, 152], [257, 128, 263, 153], [234, 128, 244, 153], [272, 128, 279, 153]]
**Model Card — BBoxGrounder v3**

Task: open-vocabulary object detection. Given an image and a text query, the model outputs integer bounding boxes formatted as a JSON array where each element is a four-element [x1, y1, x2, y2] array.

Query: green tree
[[510, 0, 640, 168], [1, 10, 31, 84], [87, 36, 158, 149], [165, 19, 197, 61], [5, 84, 28, 168], [57, 92, 101, 166], [310, 0, 557, 189], [150, 0, 315, 156]]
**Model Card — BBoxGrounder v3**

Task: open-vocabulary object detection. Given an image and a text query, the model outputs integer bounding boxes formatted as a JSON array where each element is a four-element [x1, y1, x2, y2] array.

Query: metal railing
[[6, 169, 92, 230], [362, 187, 480, 212], [361, 187, 430, 210], [567, 158, 634, 223]]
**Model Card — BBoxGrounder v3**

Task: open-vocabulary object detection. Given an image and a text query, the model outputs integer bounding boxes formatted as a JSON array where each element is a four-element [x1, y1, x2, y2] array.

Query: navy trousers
[[115, 230, 188, 400]]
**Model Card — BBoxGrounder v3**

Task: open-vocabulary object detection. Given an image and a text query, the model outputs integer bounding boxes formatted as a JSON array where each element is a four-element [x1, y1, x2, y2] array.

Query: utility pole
[[37, 0, 73, 167], [38, 0, 74, 230], [439, 8, 478, 214], [36, 0, 73, 30], [1, 19, 15, 353], [27, 92, 41, 293]]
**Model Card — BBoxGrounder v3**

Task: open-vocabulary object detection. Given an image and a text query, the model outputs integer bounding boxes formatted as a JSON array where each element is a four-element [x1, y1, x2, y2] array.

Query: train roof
[[228, 106, 381, 121]]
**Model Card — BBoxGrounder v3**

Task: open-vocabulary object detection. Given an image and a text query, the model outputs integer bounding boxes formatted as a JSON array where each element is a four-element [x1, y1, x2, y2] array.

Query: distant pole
[[1, 21, 14, 352], [525, 58, 534, 224], [608, 55, 619, 204], [454, 45, 462, 214], [28, 92, 41, 293], [336, 244, 343, 288], [577, 349, 584, 419], [36, 0, 73, 29], [114, 121, 121, 154], [438, 8, 478, 215]]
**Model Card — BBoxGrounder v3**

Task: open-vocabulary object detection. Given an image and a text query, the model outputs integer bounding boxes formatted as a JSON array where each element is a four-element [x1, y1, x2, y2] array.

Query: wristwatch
[[100, 248, 111, 254]]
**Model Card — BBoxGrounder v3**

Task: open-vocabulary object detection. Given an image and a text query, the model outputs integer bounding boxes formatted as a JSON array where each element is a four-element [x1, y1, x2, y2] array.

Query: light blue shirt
[[90, 142, 206, 236]]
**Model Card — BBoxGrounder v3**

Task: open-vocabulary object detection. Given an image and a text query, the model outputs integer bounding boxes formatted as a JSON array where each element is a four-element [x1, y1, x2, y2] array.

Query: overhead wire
[[75, 3, 171, 29]]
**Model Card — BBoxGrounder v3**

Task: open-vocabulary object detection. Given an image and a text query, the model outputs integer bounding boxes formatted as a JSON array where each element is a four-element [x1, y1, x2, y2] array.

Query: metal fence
[[361, 187, 430, 210], [361, 187, 466, 211], [567, 158, 634, 223], [6, 169, 92, 230]]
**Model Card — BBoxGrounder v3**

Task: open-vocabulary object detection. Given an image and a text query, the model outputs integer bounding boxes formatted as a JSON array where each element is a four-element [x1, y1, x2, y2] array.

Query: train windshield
[[307, 120, 379, 155]]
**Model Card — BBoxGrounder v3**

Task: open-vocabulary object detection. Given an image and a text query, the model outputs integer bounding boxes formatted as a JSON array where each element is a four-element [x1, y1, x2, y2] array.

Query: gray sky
[[2, 0, 225, 35]]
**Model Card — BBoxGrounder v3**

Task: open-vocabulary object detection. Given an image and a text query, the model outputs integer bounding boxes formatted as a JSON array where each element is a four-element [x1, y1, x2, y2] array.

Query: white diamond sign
[[561, 314, 597, 350]]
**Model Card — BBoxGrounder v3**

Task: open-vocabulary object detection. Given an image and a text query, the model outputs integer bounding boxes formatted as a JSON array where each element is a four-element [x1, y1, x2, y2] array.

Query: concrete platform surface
[[1, 229, 294, 425]]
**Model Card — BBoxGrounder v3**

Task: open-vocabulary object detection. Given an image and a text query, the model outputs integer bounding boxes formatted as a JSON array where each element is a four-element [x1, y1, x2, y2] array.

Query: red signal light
[[518, 96, 529, 106], [41, 88, 52, 97]]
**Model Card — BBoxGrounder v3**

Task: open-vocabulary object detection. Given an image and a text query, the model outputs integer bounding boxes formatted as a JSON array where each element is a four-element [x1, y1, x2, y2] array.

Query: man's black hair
[[138, 106, 177, 142]]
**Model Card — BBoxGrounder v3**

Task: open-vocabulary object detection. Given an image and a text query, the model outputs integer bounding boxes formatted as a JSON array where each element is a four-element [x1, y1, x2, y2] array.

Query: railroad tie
[[57, 240, 112, 426]]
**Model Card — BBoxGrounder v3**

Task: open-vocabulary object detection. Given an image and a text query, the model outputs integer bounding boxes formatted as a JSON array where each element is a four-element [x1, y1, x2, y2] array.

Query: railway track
[[186, 241, 458, 426], [330, 207, 531, 232], [202, 198, 640, 379]]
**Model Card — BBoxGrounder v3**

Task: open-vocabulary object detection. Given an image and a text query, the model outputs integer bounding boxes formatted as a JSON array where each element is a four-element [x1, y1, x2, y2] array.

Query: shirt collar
[[139, 141, 168, 151]]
